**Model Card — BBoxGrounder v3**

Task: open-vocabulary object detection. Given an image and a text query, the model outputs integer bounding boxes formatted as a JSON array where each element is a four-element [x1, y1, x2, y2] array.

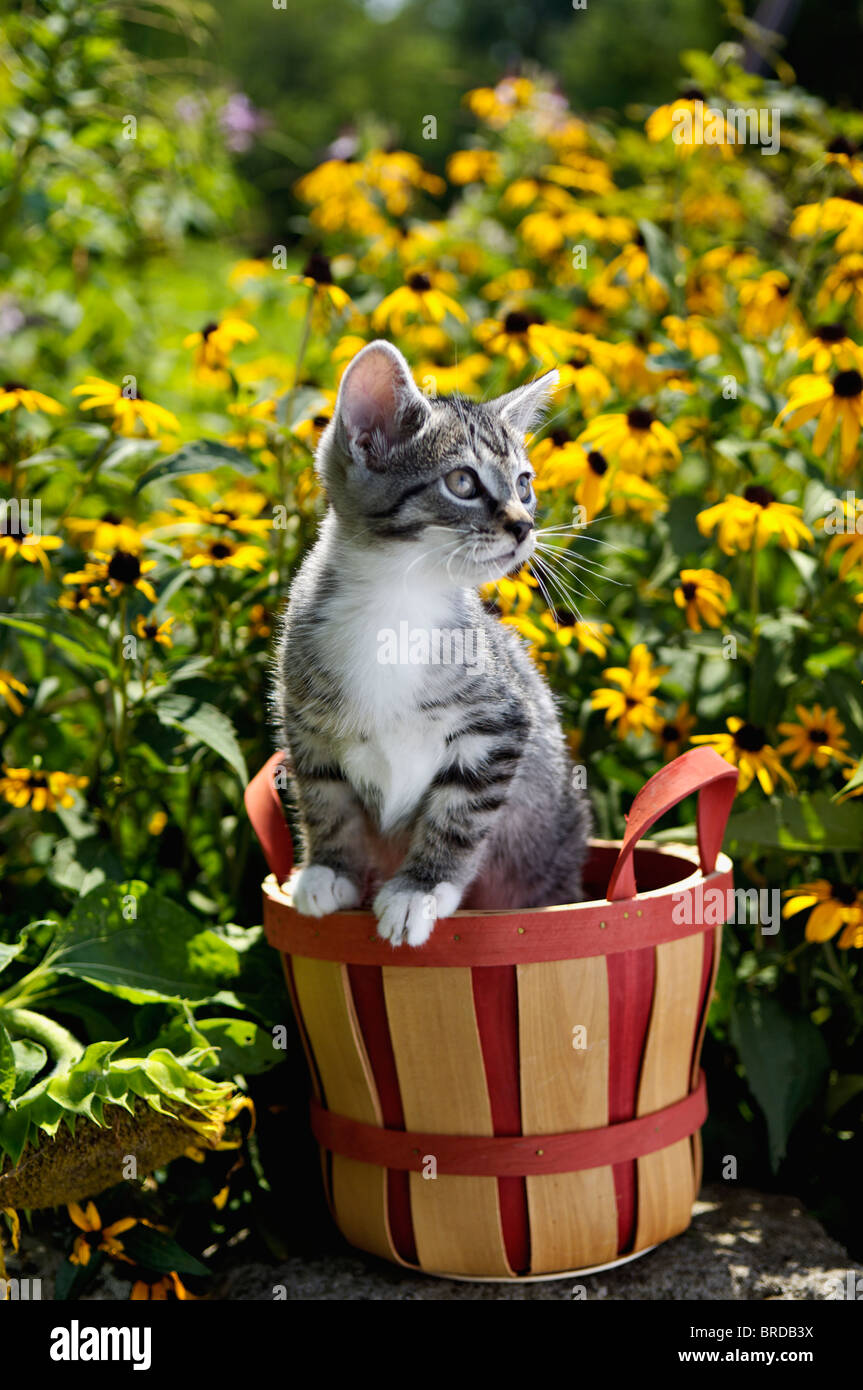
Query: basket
[[245, 746, 737, 1280]]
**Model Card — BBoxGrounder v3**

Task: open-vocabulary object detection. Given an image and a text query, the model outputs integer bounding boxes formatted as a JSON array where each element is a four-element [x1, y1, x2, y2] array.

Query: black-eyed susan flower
[[481, 269, 536, 302], [170, 488, 272, 538], [673, 568, 732, 631], [247, 602, 272, 640], [591, 643, 668, 738], [288, 251, 351, 312], [57, 582, 107, 613], [133, 613, 175, 649], [447, 149, 502, 185], [797, 323, 863, 374], [371, 271, 467, 334], [131, 1270, 195, 1301], [776, 704, 851, 769], [64, 512, 145, 554], [576, 407, 681, 477], [227, 257, 271, 290], [0, 521, 62, 575], [67, 1202, 136, 1266], [824, 135, 863, 184], [148, 809, 168, 836], [738, 271, 796, 337], [538, 610, 615, 659], [782, 880, 863, 948], [71, 377, 180, 438], [182, 317, 258, 384], [657, 314, 721, 361], [64, 548, 158, 603], [0, 669, 28, 716], [817, 255, 863, 323], [645, 92, 735, 159], [465, 76, 536, 130], [654, 702, 697, 760], [555, 352, 612, 416], [0, 766, 89, 812], [184, 536, 266, 571], [821, 495, 863, 577], [0, 381, 64, 416], [691, 718, 793, 793], [792, 195, 863, 254], [412, 353, 490, 397], [697, 487, 812, 554], [776, 368, 863, 469], [476, 309, 574, 370]]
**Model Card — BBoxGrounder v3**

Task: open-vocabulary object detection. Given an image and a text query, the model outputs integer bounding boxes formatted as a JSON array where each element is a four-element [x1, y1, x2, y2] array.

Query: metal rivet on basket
[[536, 1148, 544, 1156], [413, 1147, 420, 1155], [637, 909, 643, 918], [599, 920, 607, 929], [517, 926, 525, 934], [453, 933, 460, 941], [623, 911, 629, 919]]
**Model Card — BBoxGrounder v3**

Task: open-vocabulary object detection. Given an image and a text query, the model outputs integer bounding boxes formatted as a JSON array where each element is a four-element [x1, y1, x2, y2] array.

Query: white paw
[[288, 865, 360, 917], [373, 879, 461, 948]]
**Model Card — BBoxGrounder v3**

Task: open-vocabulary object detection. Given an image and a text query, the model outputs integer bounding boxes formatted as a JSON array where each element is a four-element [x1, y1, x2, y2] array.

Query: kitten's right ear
[[333, 340, 430, 471]]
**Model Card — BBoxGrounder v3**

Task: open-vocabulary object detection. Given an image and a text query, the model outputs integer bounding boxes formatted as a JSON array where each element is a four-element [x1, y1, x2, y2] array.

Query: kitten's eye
[[445, 467, 479, 499], [516, 473, 533, 502]]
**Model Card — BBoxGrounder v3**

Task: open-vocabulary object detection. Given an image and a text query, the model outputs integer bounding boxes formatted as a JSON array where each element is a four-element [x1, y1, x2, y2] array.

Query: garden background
[[1, 0, 862, 1297]]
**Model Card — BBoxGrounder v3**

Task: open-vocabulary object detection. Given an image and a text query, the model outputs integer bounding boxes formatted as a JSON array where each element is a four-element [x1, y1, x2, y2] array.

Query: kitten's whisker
[[529, 554, 588, 624], [533, 543, 623, 587], [525, 557, 560, 629], [535, 553, 599, 607]]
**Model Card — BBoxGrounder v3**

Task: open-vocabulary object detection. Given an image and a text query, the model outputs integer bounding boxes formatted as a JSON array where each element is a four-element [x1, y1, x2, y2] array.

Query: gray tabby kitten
[[272, 340, 591, 946]]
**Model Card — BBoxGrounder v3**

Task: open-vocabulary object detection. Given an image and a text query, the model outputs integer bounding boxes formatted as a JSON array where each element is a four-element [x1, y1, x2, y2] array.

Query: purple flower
[[219, 93, 264, 153], [175, 95, 205, 124]]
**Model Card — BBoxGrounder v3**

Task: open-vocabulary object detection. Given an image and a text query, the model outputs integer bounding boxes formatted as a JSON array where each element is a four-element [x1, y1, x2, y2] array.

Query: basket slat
[[382, 965, 513, 1277], [291, 956, 399, 1263], [633, 935, 705, 1250], [518, 958, 618, 1273]]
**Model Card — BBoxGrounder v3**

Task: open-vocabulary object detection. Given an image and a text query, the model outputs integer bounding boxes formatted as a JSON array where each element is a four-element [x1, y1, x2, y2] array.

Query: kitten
[[271, 340, 591, 946]]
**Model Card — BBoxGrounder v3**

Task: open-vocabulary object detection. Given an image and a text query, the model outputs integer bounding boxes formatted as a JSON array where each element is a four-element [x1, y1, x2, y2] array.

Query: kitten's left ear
[[487, 369, 560, 437]]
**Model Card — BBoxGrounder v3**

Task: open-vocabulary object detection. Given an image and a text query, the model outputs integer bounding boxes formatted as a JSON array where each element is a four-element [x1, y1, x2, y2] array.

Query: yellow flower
[[465, 77, 535, 130], [412, 354, 490, 397], [133, 613, 175, 649], [227, 258, 271, 290], [0, 526, 62, 576], [131, 1271, 194, 1301], [645, 93, 735, 159], [247, 602, 272, 639], [0, 381, 64, 416], [738, 271, 796, 337], [0, 670, 28, 716], [57, 582, 107, 613], [673, 568, 732, 631], [824, 135, 863, 184], [71, 377, 180, 438], [476, 310, 574, 370], [818, 255, 863, 323], [591, 643, 668, 738], [658, 314, 720, 360], [776, 705, 852, 770], [288, 251, 351, 312], [554, 352, 612, 416], [697, 487, 812, 554], [576, 407, 681, 477], [539, 611, 614, 659], [782, 880, 863, 948], [775, 368, 863, 469], [64, 513, 144, 554], [691, 718, 794, 794], [184, 536, 265, 570], [371, 271, 467, 335], [796, 323, 863, 374], [0, 766, 89, 812], [791, 195, 863, 253], [67, 1202, 137, 1266], [481, 269, 536, 302], [654, 702, 697, 760], [148, 809, 168, 836], [822, 496, 863, 577], [182, 318, 258, 384], [64, 549, 158, 603], [447, 149, 501, 185], [480, 570, 538, 617], [170, 488, 272, 537]]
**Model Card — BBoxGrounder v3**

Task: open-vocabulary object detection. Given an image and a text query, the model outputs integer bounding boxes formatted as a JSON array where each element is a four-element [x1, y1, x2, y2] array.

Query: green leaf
[[0, 1022, 16, 1103], [148, 1017, 281, 1078], [0, 616, 117, 677], [825, 1074, 863, 1121], [836, 757, 863, 801], [47, 882, 243, 1004], [730, 993, 829, 1170], [119, 1223, 209, 1277], [725, 793, 863, 852], [0, 940, 25, 975], [54, 1252, 104, 1301], [11, 1040, 48, 1095], [134, 440, 256, 494], [153, 694, 248, 784]]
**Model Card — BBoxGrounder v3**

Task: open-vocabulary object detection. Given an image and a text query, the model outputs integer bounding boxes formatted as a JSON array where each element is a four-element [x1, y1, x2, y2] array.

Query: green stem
[[0, 1007, 84, 1071]]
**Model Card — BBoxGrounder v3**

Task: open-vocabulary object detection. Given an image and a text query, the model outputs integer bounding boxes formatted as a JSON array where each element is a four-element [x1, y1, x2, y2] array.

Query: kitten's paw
[[288, 865, 360, 917], [373, 879, 461, 948]]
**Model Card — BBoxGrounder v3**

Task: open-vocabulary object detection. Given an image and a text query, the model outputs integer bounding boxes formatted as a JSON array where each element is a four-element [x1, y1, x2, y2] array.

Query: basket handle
[[605, 747, 737, 902], [244, 750, 294, 882]]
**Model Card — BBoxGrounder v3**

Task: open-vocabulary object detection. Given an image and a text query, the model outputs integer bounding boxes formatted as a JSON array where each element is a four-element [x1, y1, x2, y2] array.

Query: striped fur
[[271, 341, 591, 945]]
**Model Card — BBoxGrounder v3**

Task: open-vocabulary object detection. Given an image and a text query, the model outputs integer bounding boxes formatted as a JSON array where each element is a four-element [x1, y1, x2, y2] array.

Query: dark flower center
[[2, 380, 26, 391], [733, 722, 766, 753], [107, 550, 141, 584], [200, 321, 219, 339], [627, 407, 654, 431], [210, 542, 232, 560], [503, 310, 530, 334], [303, 251, 333, 284], [808, 727, 829, 743], [550, 428, 570, 447], [744, 484, 774, 509], [143, 623, 159, 639], [660, 722, 680, 743], [407, 272, 432, 292], [28, 772, 49, 789], [633, 231, 646, 249], [680, 87, 705, 102], [587, 450, 608, 476], [831, 882, 857, 906], [776, 282, 791, 298], [312, 414, 330, 428], [554, 608, 576, 625], [832, 368, 863, 398], [815, 322, 846, 343], [681, 581, 697, 600], [838, 189, 863, 206], [624, 696, 639, 709], [101, 511, 122, 525], [6, 519, 27, 542], [568, 354, 589, 370], [827, 135, 856, 157]]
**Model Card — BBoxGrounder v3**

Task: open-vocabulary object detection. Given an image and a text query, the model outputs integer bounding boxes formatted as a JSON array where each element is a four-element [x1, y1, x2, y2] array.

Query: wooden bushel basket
[[245, 746, 737, 1281]]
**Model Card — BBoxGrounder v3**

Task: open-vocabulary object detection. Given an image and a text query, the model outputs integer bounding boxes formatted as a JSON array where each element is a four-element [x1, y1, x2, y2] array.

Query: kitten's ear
[[488, 369, 560, 437], [333, 340, 430, 470]]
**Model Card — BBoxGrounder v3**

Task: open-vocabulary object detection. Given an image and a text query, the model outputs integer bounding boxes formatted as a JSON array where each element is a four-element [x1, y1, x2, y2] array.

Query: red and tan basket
[[245, 746, 737, 1281]]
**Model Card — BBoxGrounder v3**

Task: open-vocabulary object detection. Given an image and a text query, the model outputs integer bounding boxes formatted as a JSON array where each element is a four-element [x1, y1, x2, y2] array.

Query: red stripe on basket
[[346, 964, 418, 1265], [471, 965, 528, 1274], [607, 946, 656, 1253], [310, 1073, 707, 1175]]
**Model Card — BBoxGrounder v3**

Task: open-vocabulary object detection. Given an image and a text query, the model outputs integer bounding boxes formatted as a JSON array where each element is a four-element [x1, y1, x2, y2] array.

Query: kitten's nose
[[505, 518, 533, 545]]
